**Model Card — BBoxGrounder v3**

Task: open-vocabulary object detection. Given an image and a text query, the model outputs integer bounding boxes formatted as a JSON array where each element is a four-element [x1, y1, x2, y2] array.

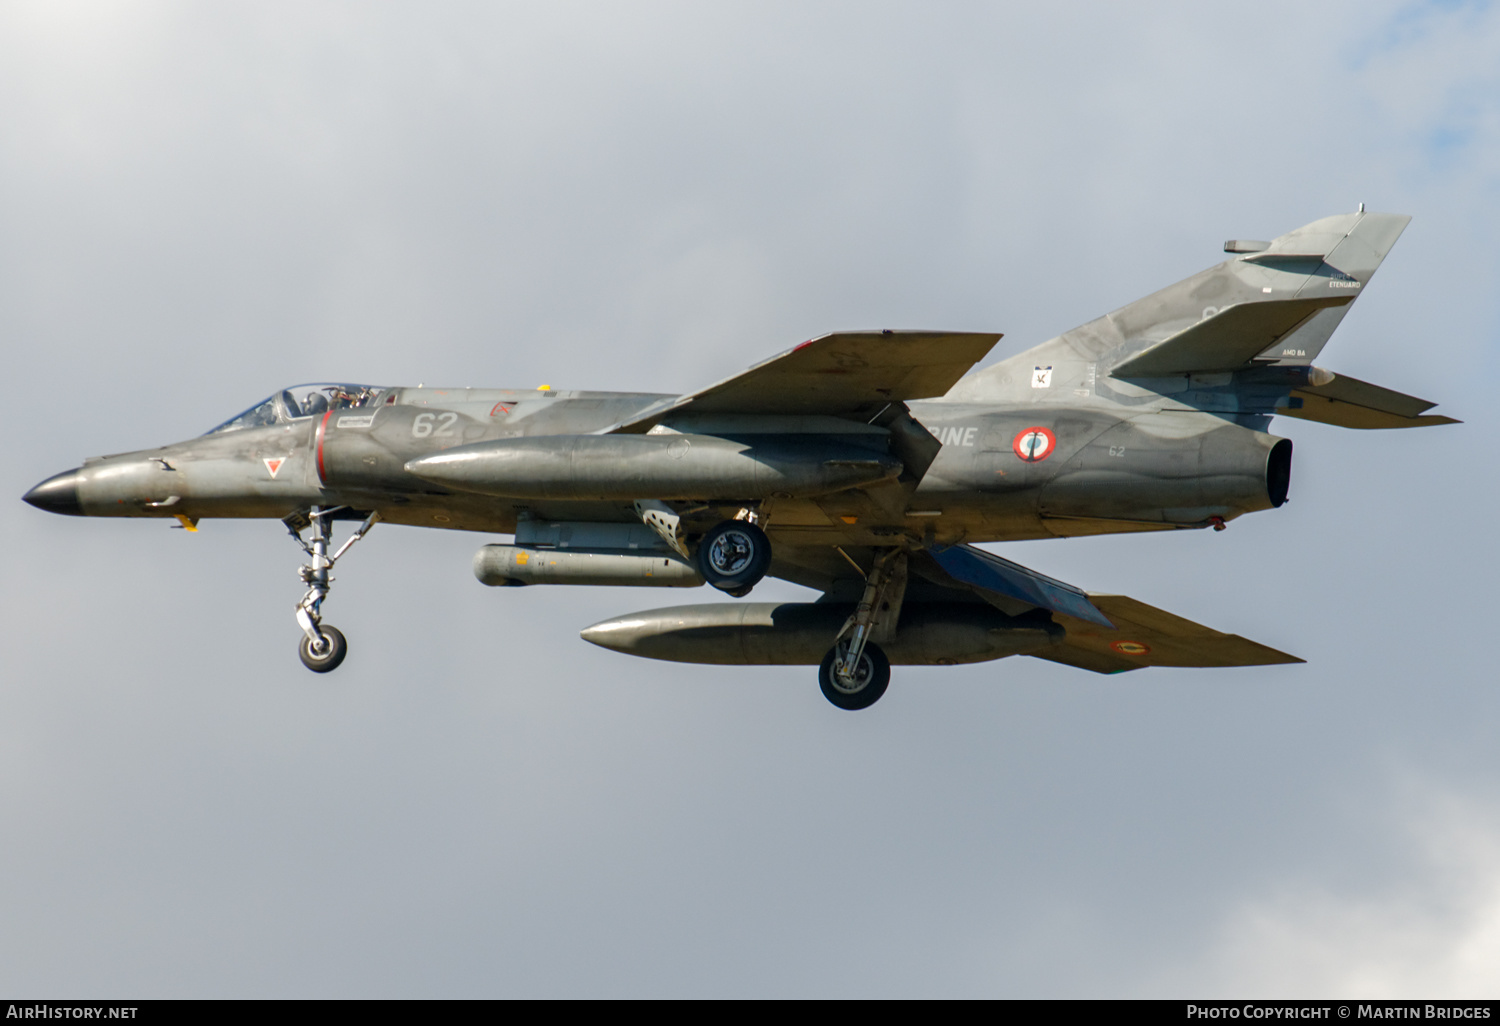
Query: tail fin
[[1108, 211, 1411, 376], [946, 211, 1456, 429], [947, 211, 1409, 394]]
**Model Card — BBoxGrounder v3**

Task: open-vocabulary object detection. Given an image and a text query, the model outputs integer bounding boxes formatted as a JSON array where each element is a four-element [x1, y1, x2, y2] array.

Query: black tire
[[299, 625, 348, 673], [818, 640, 890, 711], [698, 521, 771, 594]]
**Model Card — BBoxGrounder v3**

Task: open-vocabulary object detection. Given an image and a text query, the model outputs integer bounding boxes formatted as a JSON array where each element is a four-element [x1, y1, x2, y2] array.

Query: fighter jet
[[23, 210, 1457, 709]]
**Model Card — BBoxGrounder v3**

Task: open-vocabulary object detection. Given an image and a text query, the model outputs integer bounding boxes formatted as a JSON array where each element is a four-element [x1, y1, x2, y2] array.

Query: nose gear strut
[[285, 507, 380, 672]]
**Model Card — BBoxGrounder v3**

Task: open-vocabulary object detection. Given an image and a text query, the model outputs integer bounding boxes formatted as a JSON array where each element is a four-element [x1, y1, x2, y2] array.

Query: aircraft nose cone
[[23, 469, 84, 516]]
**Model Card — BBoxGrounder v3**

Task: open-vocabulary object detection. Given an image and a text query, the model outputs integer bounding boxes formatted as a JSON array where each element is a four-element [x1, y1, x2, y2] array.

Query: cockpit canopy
[[207, 383, 384, 435]]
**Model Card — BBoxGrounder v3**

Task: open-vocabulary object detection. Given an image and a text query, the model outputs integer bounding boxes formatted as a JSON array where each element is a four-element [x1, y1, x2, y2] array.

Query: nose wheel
[[299, 625, 347, 673], [287, 508, 379, 673]]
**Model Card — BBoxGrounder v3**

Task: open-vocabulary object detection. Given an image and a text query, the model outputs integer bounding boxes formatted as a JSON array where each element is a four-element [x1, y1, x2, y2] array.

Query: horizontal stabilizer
[[1111, 297, 1350, 377], [927, 544, 1113, 627], [1279, 372, 1461, 430], [606, 330, 1001, 433], [1035, 594, 1304, 674]]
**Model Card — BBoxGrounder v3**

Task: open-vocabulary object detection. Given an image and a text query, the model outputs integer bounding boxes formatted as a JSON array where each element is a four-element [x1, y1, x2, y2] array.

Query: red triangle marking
[[264, 458, 285, 477]]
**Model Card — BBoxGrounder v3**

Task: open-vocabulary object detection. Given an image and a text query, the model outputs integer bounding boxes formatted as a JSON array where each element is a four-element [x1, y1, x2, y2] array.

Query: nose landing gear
[[299, 624, 347, 672], [286, 507, 379, 673]]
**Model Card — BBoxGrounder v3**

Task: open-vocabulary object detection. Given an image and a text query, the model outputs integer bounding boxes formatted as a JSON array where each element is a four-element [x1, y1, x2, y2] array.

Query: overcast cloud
[[2, 0, 1498, 998]]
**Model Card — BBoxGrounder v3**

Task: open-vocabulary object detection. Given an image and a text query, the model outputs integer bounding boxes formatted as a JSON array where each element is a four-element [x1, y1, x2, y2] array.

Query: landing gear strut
[[820, 548, 908, 710], [286, 507, 379, 673]]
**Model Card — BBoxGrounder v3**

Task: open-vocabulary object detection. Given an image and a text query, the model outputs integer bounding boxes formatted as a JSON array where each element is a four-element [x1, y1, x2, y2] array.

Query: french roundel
[[1012, 426, 1057, 462]]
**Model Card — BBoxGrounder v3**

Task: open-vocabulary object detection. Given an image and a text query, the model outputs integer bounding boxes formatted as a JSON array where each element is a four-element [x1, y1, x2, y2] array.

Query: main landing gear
[[286, 507, 380, 673], [819, 640, 890, 711], [820, 548, 908, 711], [698, 518, 771, 596], [635, 501, 773, 597]]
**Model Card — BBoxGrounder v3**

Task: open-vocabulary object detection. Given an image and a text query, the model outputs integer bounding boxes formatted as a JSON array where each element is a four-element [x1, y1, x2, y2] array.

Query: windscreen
[[207, 383, 383, 435]]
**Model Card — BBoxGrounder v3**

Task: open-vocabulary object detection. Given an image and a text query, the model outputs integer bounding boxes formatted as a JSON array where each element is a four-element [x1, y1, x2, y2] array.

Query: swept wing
[[917, 545, 1299, 671], [771, 541, 1299, 673], [604, 329, 1000, 433]]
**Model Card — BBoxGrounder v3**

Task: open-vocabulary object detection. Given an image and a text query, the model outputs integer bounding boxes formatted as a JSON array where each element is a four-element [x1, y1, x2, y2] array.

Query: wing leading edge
[[604, 330, 1001, 433]]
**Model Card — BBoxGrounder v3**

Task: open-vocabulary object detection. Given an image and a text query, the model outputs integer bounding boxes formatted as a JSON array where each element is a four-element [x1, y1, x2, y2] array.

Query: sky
[[2, 0, 1497, 998]]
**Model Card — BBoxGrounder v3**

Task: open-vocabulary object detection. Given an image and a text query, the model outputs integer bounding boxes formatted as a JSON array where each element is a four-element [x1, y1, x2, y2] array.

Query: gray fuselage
[[43, 383, 1286, 552]]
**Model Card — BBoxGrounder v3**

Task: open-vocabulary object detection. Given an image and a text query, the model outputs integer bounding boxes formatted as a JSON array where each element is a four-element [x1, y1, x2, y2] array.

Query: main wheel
[[818, 640, 890, 711], [299, 625, 348, 673], [698, 520, 771, 594]]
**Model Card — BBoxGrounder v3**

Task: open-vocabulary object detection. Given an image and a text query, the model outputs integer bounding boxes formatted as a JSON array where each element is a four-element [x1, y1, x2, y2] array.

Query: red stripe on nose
[[315, 409, 332, 483]]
